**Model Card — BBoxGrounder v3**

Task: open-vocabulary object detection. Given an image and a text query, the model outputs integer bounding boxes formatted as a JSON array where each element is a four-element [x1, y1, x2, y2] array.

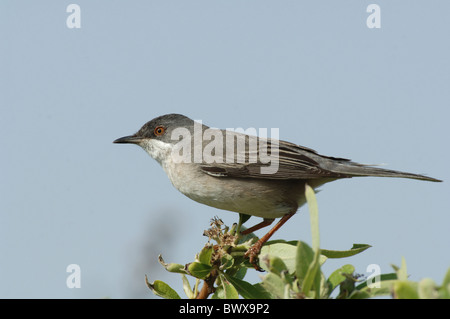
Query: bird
[[113, 113, 441, 267]]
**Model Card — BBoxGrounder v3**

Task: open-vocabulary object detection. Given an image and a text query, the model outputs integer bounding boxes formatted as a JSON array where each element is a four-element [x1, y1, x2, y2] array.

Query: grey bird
[[114, 113, 441, 266]]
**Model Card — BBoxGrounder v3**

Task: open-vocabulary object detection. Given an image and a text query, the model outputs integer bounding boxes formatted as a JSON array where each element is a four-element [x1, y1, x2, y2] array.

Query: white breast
[[138, 138, 297, 219]]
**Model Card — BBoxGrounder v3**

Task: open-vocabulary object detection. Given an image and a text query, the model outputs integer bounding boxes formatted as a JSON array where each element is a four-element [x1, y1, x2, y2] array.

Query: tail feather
[[330, 162, 442, 182]]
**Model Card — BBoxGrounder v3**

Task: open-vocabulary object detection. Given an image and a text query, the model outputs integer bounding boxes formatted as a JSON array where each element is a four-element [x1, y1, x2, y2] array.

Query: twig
[[196, 268, 219, 299]]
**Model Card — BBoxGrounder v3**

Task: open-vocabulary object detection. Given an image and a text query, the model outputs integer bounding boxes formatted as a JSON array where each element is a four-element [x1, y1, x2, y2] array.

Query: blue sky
[[1, 1, 449, 298]]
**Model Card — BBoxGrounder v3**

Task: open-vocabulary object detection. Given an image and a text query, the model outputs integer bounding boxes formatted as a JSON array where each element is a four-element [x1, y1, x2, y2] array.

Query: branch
[[196, 268, 219, 299]]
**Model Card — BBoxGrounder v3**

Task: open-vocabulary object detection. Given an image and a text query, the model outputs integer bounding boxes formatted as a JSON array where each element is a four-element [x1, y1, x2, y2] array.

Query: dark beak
[[113, 135, 143, 144]]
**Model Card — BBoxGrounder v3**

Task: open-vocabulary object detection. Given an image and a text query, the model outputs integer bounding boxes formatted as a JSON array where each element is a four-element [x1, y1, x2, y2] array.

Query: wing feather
[[200, 139, 351, 180]]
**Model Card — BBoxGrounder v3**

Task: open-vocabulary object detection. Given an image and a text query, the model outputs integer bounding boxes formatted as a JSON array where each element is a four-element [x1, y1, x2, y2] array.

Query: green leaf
[[232, 266, 247, 280], [393, 281, 419, 299], [145, 275, 181, 299], [347, 290, 371, 299], [187, 262, 212, 279], [395, 257, 409, 281], [260, 242, 298, 273], [212, 274, 239, 299], [236, 214, 258, 244], [261, 272, 286, 299], [265, 255, 289, 277], [327, 264, 355, 293], [305, 184, 320, 251], [225, 274, 272, 299], [439, 268, 450, 298], [239, 213, 252, 226], [418, 278, 439, 299], [198, 245, 214, 266], [220, 253, 234, 270], [355, 272, 397, 290], [295, 241, 315, 281], [321, 244, 371, 259], [301, 249, 322, 298], [352, 276, 398, 299], [262, 254, 295, 288], [158, 255, 187, 274], [181, 274, 194, 299]]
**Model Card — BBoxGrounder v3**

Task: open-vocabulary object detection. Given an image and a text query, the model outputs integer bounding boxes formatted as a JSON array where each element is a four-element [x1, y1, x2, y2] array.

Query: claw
[[244, 242, 264, 272]]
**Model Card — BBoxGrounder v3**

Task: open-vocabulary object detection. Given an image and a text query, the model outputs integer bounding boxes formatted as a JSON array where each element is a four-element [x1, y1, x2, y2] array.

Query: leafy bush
[[145, 185, 450, 299]]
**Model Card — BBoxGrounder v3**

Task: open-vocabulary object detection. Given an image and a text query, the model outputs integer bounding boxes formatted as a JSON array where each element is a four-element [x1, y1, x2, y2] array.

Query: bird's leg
[[241, 218, 274, 235], [244, 212, 295, 271]]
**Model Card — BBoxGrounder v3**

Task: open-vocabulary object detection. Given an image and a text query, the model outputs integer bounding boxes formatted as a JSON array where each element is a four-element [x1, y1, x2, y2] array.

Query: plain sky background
[[1, 1, 449, 298]]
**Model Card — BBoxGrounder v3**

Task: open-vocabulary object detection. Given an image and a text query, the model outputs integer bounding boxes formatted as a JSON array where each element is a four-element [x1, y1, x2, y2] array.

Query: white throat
[[139, 139, 173, 166], [138, 139, 191, 196]]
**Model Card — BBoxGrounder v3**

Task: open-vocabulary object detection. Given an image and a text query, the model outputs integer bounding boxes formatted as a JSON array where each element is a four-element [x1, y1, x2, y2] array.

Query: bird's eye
[[154, 126, 166, 136]]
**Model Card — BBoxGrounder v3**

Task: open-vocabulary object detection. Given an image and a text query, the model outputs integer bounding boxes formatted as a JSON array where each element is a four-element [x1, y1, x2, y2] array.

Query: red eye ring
[[154, 126, 165, 136]]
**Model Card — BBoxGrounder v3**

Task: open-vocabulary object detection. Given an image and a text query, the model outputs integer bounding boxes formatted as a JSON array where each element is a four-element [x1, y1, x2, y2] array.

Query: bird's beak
[[113, 135, 143, 144]]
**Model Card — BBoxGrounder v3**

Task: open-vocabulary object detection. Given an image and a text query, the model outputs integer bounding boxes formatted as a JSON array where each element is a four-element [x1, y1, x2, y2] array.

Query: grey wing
[[200, 139, 352, 180], [200, 139, 441, 182]]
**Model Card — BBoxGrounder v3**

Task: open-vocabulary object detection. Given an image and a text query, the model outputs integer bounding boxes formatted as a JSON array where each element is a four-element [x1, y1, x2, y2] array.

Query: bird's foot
[[244, 241, 264, 272]]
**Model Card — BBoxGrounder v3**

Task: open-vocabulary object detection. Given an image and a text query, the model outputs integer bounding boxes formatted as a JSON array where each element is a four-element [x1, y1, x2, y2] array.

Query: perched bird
[[114, 113, 441, 267]]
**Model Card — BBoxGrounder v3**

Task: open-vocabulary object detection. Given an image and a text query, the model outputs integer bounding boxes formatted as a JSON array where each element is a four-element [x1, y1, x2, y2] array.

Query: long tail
[[333, 163, 442, 182]]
